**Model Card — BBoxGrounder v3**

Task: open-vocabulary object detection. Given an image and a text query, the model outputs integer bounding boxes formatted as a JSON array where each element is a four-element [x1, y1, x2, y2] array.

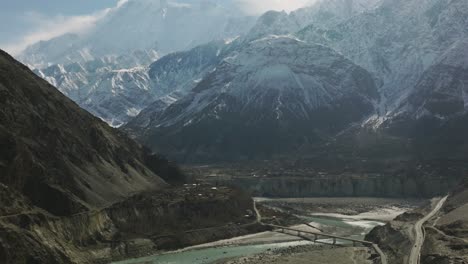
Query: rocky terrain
[[366, 179, 468, 264], [0, 50, 166, 215], [421, 180, 468, 263], [0, 50, 264, 264], [0, 184, 264, 264]]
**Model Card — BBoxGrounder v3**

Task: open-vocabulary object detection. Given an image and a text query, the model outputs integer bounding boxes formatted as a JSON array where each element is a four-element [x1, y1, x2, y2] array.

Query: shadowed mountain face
[[124, 36, 378, 162], [0, 50, 167, 216], [121, 0, 468, 164]]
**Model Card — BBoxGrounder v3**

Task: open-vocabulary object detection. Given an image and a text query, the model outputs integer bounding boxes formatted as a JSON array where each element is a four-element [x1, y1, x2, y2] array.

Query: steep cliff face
[[297, 0, 468, 112], [0, 49, 166, 216], [388, 38, 468, 121], [381, 39, 468, 160]]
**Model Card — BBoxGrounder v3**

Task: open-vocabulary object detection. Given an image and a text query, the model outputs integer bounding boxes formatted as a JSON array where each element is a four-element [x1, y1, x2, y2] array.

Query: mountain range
[[17, 0, 468, 162], [125, 35, 378, 161], [22, 0, 256, 126]]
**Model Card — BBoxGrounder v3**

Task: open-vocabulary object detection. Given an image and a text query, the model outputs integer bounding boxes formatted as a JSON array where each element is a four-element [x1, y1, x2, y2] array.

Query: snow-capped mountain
[[33, 39, 238, 126], [148, 39, 241, 96], [124, 36, 378, 161], [378, 38, 468, 160], [17, 0, 468, 162], [245, 0, 381, 41], [33, 52, 159, 127], [19, 0, 255, 68], [123, 92, 183, 137], [297, 0, 468, 114], [21, 0, 256, 126], [112, 39, 241, 129], [393, 39, 468, 121]]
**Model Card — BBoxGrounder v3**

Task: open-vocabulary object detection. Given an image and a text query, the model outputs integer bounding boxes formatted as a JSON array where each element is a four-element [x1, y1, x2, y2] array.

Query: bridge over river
[[266, 224, 388, 264]]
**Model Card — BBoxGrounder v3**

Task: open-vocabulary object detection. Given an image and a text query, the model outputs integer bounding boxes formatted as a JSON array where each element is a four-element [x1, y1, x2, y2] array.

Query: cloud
[[1, 0, 315, 55], [2, 3, 123, 55], [235, 0, 315, 15], [117, 0, 129, 8]]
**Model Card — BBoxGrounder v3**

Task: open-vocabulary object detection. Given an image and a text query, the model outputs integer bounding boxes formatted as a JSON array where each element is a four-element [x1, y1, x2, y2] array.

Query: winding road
[[408, 195, 448, 264], [253, 200, 262, 222]]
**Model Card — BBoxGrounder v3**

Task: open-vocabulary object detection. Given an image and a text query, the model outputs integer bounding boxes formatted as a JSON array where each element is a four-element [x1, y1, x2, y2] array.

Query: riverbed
[[114, 197, 424, 264]]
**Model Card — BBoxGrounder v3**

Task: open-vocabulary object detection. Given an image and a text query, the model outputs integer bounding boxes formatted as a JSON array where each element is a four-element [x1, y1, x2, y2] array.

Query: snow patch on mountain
[[124, 35, 378, 161]]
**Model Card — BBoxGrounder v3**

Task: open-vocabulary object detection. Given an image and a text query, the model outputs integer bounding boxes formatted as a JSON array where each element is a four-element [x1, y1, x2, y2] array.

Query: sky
[[0, 0, 313, 55]]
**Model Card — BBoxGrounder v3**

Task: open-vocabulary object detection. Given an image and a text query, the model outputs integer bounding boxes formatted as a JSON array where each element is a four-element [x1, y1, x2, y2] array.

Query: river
[[114, 197, 420, 264]]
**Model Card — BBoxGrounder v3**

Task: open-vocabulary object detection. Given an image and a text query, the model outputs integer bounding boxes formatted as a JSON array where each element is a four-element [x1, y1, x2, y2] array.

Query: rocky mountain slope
[[297, 0, 468, 114], [125, 36, 378, 161], [33, 55, 158, 127], [0, 50, 263, 263], [0, 50, 168, 215], [124, 39, 243, 131], [379, 37, 468, 160]]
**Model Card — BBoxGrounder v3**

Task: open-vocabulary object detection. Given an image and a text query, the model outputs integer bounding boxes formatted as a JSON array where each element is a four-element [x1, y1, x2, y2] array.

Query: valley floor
[[217, 245, 372, 264], [116, 197, 424, 264]]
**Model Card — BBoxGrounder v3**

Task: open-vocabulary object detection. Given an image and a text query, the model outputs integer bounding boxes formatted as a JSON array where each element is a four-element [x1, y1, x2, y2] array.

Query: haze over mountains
[[21, 0, 256, 126], [13, 0, 468, 162], [2, 0, 468, 263]]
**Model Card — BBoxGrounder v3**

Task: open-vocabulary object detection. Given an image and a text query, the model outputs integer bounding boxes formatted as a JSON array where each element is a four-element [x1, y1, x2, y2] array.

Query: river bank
[[114, 197, 425, 264], [217, 244, 373, 264]]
